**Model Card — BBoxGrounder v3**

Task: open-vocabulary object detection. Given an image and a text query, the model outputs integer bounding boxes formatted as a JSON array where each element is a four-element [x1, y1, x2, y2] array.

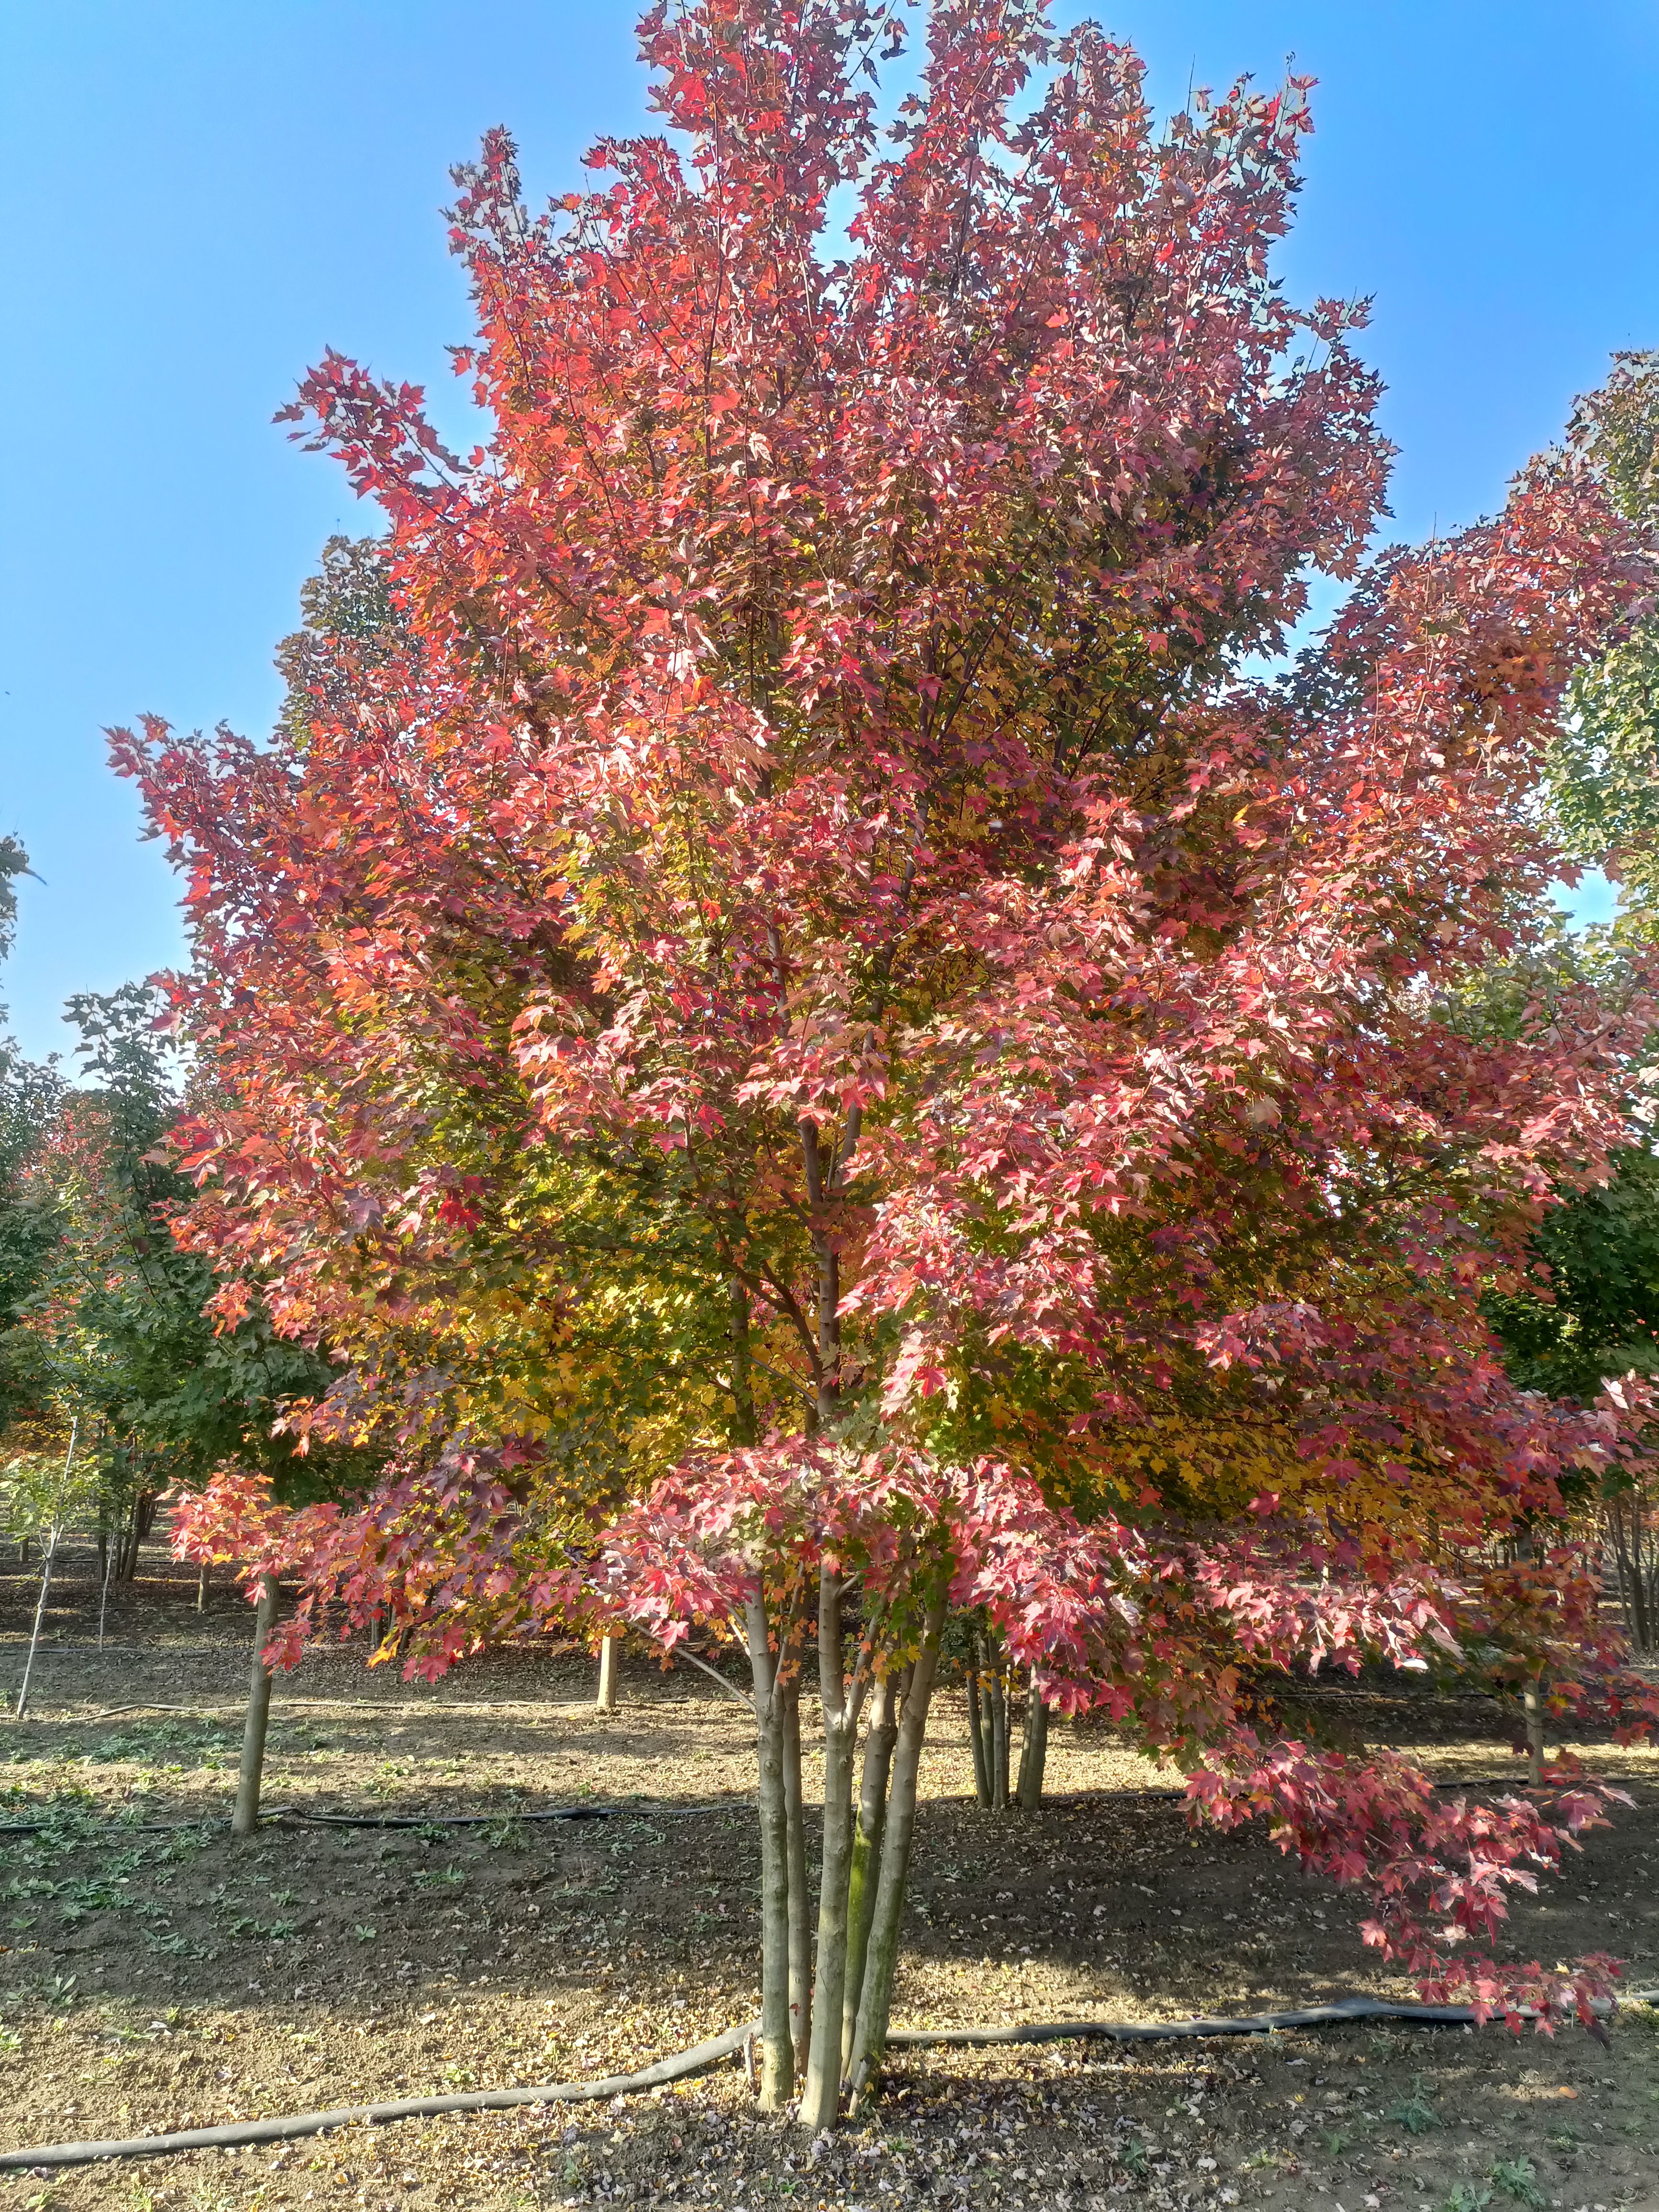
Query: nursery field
[[0, 1541, 1655, 2212]]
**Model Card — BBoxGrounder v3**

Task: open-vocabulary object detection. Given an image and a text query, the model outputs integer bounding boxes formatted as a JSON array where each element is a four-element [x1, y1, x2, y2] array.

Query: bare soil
[[0, 1537, 1655, 2212]]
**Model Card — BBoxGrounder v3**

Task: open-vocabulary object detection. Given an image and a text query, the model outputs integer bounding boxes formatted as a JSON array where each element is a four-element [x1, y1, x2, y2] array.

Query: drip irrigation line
[[0, 1799, 749, 1839], [7, 1989, 1658, 2172]]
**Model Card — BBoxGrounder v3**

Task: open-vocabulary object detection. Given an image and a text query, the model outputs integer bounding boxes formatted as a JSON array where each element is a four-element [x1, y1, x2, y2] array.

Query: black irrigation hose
[[0, 2021, 758, 2171], [7, 1988, 1658, 2172], [0, 1799, 748, 1838]]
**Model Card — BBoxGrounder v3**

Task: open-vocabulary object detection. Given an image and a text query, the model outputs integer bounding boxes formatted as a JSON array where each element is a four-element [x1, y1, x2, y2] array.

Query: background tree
[[0, 839, 64, 1439], [0, 984, 354, 1574]]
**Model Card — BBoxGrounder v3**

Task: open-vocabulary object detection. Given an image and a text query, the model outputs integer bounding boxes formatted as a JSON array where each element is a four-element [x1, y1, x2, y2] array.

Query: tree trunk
[[97, 1536, 114, 1652], [842, 1670, 899, 2075], [846, 1602, 945, 2115], [965, 1657, 990, 1808], [596, 1632, 619, 1713], [780, 1669, 811, 2087], [1523, 1675, 1546, 1787], [17, 1419, 77, 1721], [196, 1561, 210, 1613], [119, 1501, 144, 1582], [1016, 1668, 1049, 1812], [801, 1570, 864, 2133], [981, 1636, 1009, 1809], [15, 1517, 63, 1720], [746, 1598, 793, 2110], [1631, 1496, 1653, 1652], [231, 1573, 279, 1838]]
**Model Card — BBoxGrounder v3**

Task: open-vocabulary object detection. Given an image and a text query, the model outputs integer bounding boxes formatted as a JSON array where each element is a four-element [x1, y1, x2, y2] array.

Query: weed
[[1441, 2189, 1492, 2212], [223, 1915, 295, 1941], [1389, 2075, 1438, 2135], [352, 1922, 378, 1942]]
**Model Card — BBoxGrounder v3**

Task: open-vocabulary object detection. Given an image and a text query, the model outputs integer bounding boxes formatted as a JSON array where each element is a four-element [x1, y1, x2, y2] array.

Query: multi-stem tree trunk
[[746, 1596, 794, 2110], [969, 1633, 1047, 1812], [231, 1573, 280, 1838], [846, 1601, 946, 2115]]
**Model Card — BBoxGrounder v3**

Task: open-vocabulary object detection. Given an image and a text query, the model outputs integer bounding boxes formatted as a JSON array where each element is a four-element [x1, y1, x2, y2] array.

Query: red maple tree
[[129, 0, 1659, 2127]]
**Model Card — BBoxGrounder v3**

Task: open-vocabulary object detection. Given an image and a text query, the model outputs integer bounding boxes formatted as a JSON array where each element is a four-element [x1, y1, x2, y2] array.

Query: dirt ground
[[0, 1538, 1656, 2212]]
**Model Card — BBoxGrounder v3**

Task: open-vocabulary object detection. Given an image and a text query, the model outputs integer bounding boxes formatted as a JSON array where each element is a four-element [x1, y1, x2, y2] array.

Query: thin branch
[[671, 1645, 755, 1713]]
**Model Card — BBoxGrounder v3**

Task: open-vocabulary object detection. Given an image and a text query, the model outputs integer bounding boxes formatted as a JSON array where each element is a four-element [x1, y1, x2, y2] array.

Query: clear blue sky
[[3, 1, 1653, 1063]]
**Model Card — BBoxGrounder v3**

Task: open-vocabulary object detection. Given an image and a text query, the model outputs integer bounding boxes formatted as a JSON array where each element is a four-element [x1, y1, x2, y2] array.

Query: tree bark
[[231, 1573, 279, 1838], [1016, 1668, 1049, 1812], [596, 1632, 619, 1713], [846, 1602, 945, 2114], [746, 1597, 793, 2110], [196, 1561, 210, 1614], [842, 1669, 899, 2075]]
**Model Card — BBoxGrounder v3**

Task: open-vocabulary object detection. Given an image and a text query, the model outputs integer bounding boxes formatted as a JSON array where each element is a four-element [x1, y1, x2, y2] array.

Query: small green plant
[[1119, 2138, 1149, 2178], [0, 2026, 20, 2052], [1440, 2188, 1492, 2212], [351, 1923, 377, 1942], [414, 1865, 466, 1890], [1495, 2150, 1557, 2203], [1545, 2123, 1580, 2151], [1390, 2076, 1438, 2135]]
